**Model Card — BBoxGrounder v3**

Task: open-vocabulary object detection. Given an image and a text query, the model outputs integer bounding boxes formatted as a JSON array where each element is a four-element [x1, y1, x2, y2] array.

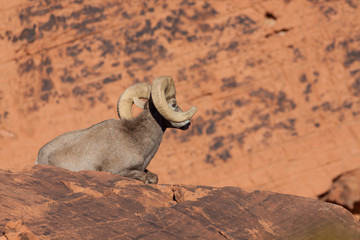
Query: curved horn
[[151, 76, 197, 123], [117, 82, 151, 119]]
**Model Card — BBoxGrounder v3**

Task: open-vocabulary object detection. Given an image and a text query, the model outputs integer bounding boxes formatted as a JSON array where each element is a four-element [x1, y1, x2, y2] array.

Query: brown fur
[[36, 99, 191, 184]]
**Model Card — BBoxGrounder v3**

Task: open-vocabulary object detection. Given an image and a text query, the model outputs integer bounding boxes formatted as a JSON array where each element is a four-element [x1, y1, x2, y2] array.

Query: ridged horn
[[151, 76, 197, 123], [117, 82, 151, 119]]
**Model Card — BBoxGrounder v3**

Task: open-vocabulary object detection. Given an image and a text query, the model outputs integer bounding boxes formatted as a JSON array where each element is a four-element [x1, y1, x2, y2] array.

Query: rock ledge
[[1, 165, 359, 240]]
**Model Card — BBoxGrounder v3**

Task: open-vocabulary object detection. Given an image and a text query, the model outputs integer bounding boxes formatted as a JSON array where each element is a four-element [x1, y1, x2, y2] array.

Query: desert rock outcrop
[[1, 165, 359, 239], [320, 168, 360, 221], [1, 0, 360, 197]]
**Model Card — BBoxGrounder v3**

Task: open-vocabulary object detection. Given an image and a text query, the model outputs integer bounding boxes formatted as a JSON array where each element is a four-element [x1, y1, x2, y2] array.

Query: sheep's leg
[[144, 169, 158, 184], [122, 169, 158, 184]]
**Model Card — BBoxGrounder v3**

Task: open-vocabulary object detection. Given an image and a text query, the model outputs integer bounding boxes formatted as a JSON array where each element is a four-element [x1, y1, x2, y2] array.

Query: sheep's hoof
[[145, 171, 158, 184]]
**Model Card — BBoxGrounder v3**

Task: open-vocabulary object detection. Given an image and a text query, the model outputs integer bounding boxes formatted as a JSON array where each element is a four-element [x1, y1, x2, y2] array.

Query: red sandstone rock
[[1, 0, 360, 198], [320, 168, 360, 219], [0, 220, 38, 240], [0, 165, 359, 239]]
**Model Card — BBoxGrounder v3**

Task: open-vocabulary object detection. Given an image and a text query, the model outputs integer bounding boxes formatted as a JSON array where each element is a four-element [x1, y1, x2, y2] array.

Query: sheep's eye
[[172, 104, 176, 108]]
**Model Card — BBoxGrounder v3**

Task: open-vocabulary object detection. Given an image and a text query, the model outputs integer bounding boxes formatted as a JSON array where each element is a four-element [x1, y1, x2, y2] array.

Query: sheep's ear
[[133, 97, 146, 109]]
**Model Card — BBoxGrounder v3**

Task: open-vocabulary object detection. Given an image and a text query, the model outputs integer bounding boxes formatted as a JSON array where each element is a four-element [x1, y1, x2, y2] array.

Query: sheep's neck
[[132, 110, 165, 170]]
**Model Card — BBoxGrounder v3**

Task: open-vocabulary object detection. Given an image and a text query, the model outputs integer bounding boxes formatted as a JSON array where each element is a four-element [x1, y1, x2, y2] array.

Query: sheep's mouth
[[179, 122, 190, 130], [170, 119, 191, 130]]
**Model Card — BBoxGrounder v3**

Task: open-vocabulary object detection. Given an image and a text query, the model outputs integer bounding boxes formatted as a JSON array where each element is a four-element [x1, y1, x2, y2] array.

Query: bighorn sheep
[[36, 76, 197, 184]]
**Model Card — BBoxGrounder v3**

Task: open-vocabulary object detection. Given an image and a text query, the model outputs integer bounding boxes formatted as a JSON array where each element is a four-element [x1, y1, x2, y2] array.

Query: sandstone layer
[[1, 0, 360, 197], [1, 165, 359, 240], [320, 168, 360, 220]]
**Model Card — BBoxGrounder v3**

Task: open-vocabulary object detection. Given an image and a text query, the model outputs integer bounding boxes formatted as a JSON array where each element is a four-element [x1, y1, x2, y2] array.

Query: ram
[[36, 76, 197, 184]]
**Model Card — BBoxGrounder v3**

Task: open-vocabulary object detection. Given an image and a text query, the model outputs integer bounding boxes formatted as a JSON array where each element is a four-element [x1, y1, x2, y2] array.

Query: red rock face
[[1, 166, 359, 239], [1, 0, 360, 197]]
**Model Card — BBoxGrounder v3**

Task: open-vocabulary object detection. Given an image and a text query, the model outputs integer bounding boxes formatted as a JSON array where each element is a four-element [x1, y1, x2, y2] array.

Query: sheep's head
[[117, 76, 197, 129]]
